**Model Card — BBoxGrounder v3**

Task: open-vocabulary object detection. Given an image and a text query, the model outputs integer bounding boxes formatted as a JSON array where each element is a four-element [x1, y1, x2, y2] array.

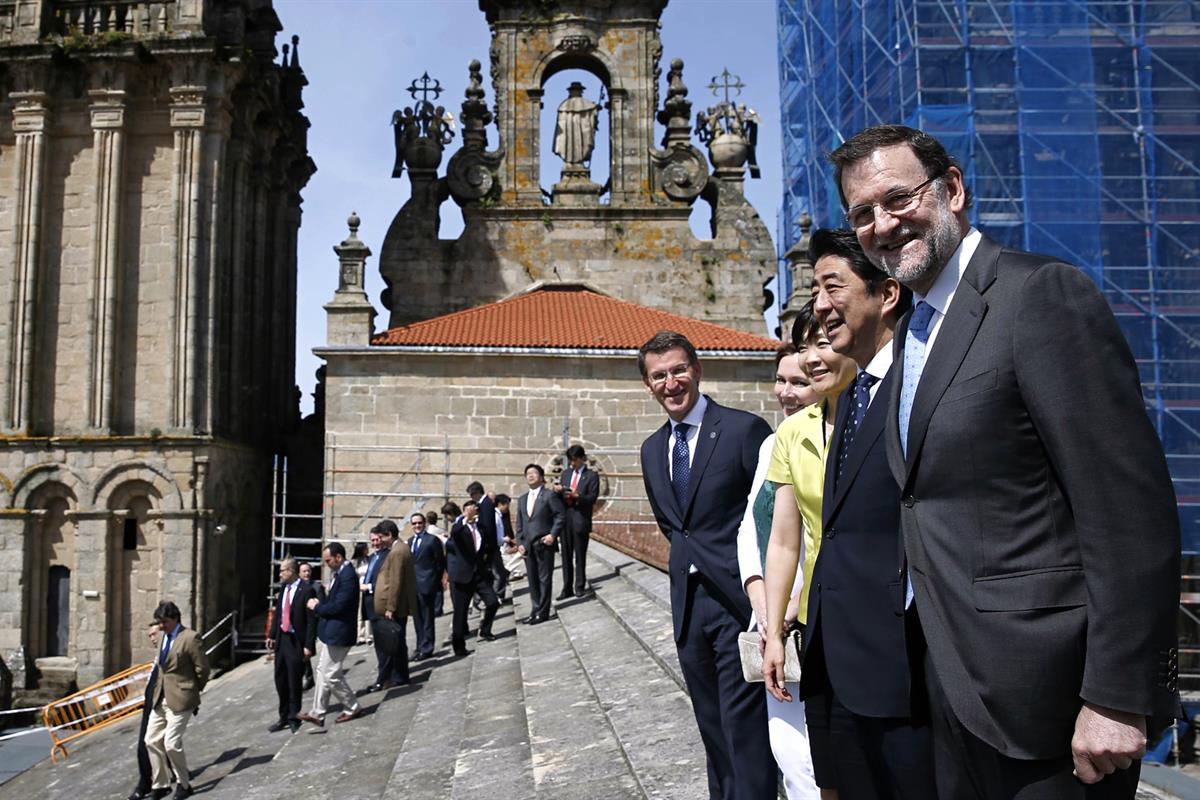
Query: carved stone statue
[[552, 81, 599, 166]]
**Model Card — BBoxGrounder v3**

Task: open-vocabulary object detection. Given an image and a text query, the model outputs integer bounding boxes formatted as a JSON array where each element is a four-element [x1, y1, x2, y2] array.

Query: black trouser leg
[[475, 574, 500, 636], [450, 580, 473, 651], [493, 555, 510, 600], [394, 617, 409, 682], [136, 682, 154, 791], [559, 526, 576, 593], [275, 634, 303, 720], [533, 542, 555, 618], [415, 590, 436, 655], [573, 530, 590, 594], [371, 619, 395, 684]]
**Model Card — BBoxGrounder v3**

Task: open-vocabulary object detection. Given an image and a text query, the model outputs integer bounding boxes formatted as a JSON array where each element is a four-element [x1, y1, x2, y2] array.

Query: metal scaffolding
[[777, 0, 1200, 552]]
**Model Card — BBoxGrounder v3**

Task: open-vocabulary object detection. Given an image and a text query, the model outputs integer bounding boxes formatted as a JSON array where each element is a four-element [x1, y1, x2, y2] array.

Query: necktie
[[899, 302, 936, 457], [835, 371, 878, 488], [471, 524, 480, 552], [281, 583, 293, 633], [672, 422, 691, 507], [571, 470, 580, 491], [159, 633, 171, 666], [899, 301, 936, 609], [412, 535, 420, 557]]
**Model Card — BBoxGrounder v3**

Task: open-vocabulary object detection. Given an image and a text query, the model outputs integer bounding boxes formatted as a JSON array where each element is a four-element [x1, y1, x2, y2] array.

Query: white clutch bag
[[738, 628, 802, 683]]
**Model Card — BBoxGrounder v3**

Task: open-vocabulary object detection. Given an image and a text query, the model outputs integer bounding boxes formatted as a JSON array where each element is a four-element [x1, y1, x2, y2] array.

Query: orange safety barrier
[[42, 661, 154, 762]]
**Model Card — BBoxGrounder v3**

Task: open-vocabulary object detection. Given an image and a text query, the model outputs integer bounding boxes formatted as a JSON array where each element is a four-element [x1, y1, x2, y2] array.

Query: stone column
[[325, 213, 375, 346], [168, 82, 208, 432], [69, 510, 109, 686], [0, 511, 30, 689], [4, 86, 50, 433], [198, 94, 231, 436], [86, 85, 127, 431]]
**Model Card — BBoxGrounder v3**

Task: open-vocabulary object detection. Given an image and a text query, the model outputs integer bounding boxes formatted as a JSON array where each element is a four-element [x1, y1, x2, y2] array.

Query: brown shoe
[[296, 712, 324, 726], [334, 709, 362, 724]]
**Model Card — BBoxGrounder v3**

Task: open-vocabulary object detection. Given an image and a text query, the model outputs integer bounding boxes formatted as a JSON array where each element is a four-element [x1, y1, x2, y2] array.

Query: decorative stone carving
[[391, 72, 455, 179], [696, 68, 761, 190], [650, 59, 707, 204], [557, 34, 595, 52], [446, 60, 503, 206]]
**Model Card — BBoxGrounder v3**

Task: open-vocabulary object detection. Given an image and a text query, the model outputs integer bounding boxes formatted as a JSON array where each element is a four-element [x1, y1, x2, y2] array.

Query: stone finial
[[695, 67, 761, 188], [656, 58, 693, 146], [281, 43, 289, 68], [347, 211, 361, 237], [459, 59, 493, 149], [447, 60, 504, 206], [391, 72, 454, 179], [327, 211, 375, 346], [291, 35, 301, 69]]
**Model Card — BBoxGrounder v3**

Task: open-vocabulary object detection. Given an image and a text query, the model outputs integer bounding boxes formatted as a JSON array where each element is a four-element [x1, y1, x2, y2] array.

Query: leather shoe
[[555, 591, 573, 601], [289, 720, 300, 733], [126, 787, 153, 800], [453, 647, 469, 657], [522, 615, 536, 625], [172, 786, 193, 799], [335, 709, 363, 724], [479, 632, 496, 642], [267, 719, 290, 732], [529, 614, 546, 625], [366, 682, 386, 692], [150, 789, 171, 800], [296, 711, 324, 727]]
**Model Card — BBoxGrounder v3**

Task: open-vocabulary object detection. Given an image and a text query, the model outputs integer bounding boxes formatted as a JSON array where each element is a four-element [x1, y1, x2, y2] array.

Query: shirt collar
[[862, 340, 895, 381], [915, 226, 982, 316], [671, 394, 708, 433]]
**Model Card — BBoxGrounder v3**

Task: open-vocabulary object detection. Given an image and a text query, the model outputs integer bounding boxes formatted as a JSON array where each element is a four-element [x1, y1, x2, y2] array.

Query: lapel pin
[[709, 432, 716, 439]]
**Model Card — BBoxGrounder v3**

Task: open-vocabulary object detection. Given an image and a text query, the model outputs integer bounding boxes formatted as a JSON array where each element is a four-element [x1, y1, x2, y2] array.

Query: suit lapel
[[647, 422, 684, 526], [824, 369, 894, 526], [680, 400, 720, 518], [904, 236, 999, 478], [822, 385, 852, 530]]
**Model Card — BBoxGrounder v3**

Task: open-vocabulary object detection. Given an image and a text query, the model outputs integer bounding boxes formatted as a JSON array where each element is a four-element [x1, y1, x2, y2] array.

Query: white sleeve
[[737, 434, 776, 594]]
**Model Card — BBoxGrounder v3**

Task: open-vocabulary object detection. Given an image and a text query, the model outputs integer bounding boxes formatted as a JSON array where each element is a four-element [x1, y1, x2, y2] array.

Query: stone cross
[[707, 68, 744, 104]]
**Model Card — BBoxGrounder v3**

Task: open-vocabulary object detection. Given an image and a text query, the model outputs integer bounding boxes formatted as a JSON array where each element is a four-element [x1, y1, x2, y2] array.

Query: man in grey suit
[[515, 463, 565, 624], [832, 124, 1180, 799]]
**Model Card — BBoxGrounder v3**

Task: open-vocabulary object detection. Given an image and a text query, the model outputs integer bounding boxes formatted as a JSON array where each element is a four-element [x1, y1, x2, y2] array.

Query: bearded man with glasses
[[832, 124, 1180, 800]]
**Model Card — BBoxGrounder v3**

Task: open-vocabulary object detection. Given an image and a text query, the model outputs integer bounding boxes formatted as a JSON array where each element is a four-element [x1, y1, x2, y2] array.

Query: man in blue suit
[[805, 228, 933, 797], [446, 499, 500, 656], [638, 330, 777, 800], [407, 511, 445, 659], [299, 542, 362, 726]]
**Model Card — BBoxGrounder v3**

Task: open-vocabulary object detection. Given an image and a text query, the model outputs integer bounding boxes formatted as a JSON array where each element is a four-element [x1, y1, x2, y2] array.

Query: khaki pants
[[310, 640, 359, 717], [144, 702, 191, 790]]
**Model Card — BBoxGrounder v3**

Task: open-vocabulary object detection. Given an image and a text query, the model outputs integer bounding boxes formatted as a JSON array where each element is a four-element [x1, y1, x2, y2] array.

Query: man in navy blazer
[[834, 124, 1180, 798], [554, 444, 600, 599], [407, 511, 445, 659], [516, 463, 565, 624], [446, 499, 501, 656], [638, 330, 776, 800], [804, 228, 933, 796], [299, 542, 362, 726]]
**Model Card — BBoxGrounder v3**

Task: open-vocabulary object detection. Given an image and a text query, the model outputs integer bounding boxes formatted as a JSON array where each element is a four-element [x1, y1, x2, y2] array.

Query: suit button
[[682, 529, 689, 538], [902, 495, 915, 508], [825, 528, 836, 539]]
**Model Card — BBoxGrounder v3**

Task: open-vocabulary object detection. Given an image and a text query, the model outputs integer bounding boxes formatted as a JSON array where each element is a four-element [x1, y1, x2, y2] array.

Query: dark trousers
[[371, 616, 409, 684], [435, 575, 445, 616], [451, 576, 498, 650], [493, 553, 511, 600], [135, 676, 156, 791], [414, 588, 438, 656], [676, 574, 776, 800], [273, 633, 305, 721], [524, 542, 555, 619], [923, 647, 1139, 800], [560, 526, 590, 595]]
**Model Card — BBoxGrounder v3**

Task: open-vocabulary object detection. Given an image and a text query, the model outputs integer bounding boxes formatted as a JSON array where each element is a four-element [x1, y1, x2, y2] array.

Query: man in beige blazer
[[143, 601, 209, 799]]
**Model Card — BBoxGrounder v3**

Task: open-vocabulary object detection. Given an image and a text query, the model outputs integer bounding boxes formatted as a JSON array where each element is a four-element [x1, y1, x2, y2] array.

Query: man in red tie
[[554, 445, 600, 599], [446, 500, 500, 656], [267, 558, 317, 733]]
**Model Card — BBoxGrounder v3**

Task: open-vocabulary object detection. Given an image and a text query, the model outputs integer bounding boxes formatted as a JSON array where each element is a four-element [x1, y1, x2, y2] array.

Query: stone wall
[[319, 349, 785, 562]]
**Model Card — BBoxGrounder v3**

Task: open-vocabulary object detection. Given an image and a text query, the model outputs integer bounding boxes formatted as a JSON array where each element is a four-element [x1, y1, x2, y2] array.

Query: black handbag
[[373, 616, 403, 655]]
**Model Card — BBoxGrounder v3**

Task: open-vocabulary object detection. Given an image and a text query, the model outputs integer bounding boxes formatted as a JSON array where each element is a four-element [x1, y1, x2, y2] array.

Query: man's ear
[[880, 277, 904, 319]]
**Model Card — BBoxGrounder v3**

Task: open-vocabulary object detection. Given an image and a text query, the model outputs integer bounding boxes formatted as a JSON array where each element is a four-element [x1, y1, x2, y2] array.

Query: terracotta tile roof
[[370, 283, 779, 351]]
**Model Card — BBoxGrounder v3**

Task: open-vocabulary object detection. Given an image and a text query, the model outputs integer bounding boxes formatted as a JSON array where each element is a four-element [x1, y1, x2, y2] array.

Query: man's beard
[[875, 200, 960, 289]]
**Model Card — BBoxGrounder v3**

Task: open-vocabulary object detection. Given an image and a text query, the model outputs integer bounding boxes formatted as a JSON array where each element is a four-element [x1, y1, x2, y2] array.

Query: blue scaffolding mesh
[[777, 0, 1200, 551]]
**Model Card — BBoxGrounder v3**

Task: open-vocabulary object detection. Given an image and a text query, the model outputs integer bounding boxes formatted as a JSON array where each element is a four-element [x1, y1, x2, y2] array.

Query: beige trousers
[[144, 702, 191, 790], [310, 640, 360, 717]]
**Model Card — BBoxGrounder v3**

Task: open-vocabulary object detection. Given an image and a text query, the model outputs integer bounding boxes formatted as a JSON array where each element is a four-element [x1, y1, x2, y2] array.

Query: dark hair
[[425, 510, 439, 525], [774, 343, 799, 369], [351, 542, 369, 560], [809, 227, 912, 315], [828, 124, 974, 211], [463, 499, 480, 511], [465, 481, 484, 496], [524, 463, 545, 479], [494, 493, 511, 506], [790, 299, 821, 349], [441, 501, 461, 519], [154, 601, 181, 623], [324, 541, 347, 559], [565, 444, 586, 461], [372, 519, 400, 538], [409, 512, 427, 524], [637, 330, 698, 378]]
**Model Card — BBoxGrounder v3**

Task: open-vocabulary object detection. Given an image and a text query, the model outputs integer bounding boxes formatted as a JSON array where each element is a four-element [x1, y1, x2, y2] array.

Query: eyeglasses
[[844, 172, 943, 230], [647, 363, 692, 387]]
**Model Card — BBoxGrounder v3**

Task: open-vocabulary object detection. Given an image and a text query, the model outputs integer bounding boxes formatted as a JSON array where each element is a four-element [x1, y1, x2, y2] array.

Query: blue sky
[[277, 0, 782, 414]]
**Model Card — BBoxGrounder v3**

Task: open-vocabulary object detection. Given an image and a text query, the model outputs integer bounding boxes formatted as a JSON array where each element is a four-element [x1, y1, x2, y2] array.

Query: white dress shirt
[[914, 226, 982, 352], [666, 394, 708, 480]]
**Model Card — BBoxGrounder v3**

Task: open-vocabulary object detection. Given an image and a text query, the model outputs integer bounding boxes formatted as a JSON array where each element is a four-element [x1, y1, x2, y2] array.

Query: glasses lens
[[847, 208, 873, 229]]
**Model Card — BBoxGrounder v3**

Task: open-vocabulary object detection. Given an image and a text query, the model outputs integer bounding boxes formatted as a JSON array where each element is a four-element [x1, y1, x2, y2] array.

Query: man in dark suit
[[446, 499, 501, 656], [515, 463, 565, 624], [637, 330, 776, 800], [299, 542, 363, 726], [832, 124, 1181, 798], [267, 557, 317, 733], [361, 520, 406, 690], [804, 228, 933, 797], [554, 444, 600, 599], [372, 520, 417, 687], [466, 481, 501, 588], [407, 511, 445, 659], [125, 621, 162, 800]]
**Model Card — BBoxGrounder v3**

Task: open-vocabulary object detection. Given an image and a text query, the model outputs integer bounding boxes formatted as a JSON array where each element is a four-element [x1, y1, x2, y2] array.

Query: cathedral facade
[[0, 0, 312, 689]]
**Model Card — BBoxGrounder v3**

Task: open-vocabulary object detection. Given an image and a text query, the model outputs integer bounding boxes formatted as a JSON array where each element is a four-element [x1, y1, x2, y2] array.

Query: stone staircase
[[0, 542, 709, 800]]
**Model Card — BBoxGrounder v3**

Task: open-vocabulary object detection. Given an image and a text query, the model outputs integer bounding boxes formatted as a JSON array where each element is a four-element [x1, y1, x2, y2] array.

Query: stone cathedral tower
[[377, 0, 776, 331], [0, 0, 313, 689]]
